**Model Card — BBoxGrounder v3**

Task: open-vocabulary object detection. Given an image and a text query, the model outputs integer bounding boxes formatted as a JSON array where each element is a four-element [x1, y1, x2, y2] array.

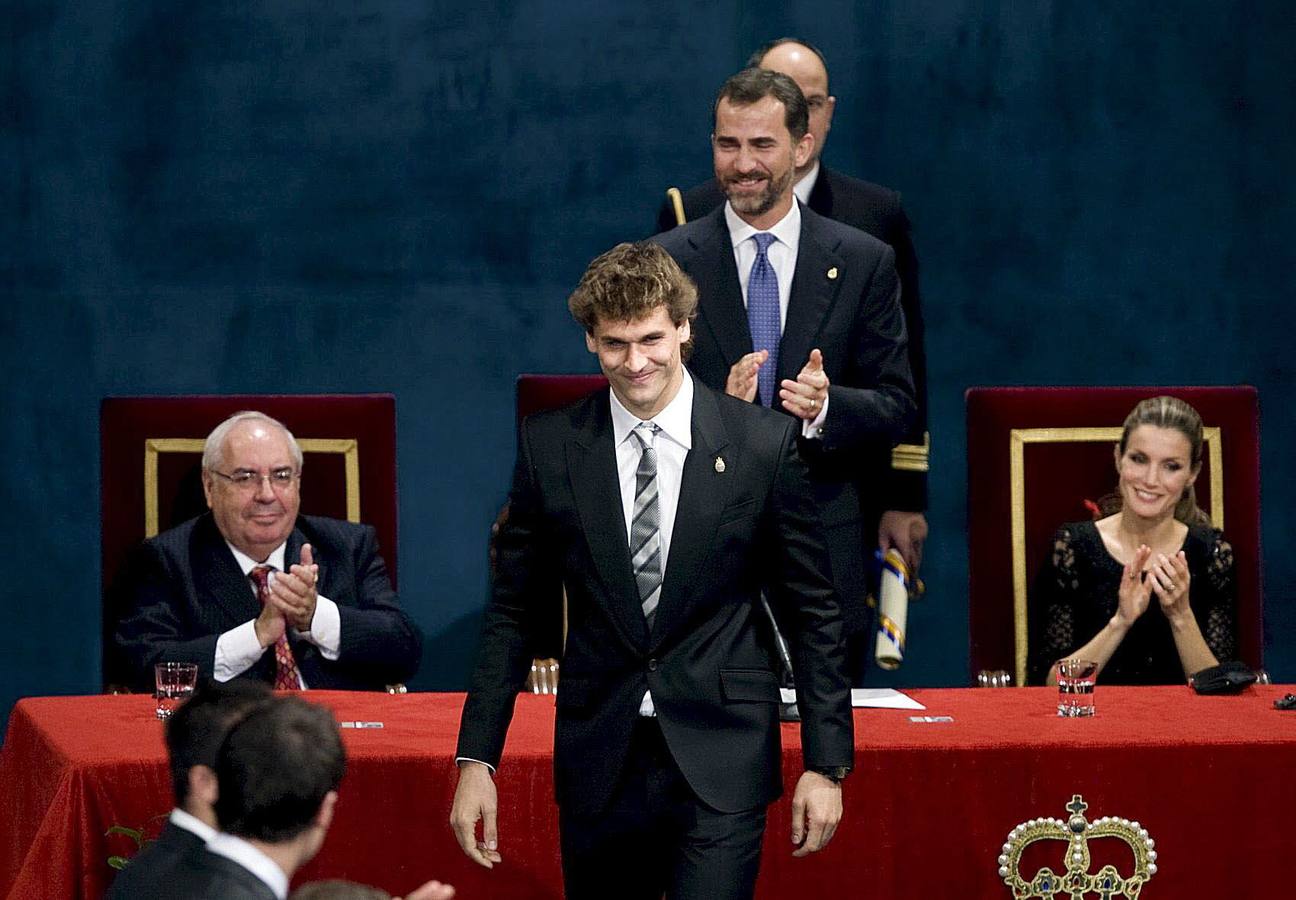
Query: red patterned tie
[[250, 565, 303, 691]]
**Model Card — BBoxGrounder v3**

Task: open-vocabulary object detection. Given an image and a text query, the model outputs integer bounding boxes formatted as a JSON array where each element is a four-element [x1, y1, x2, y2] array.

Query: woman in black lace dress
[[1028, 396, 1237, 685]]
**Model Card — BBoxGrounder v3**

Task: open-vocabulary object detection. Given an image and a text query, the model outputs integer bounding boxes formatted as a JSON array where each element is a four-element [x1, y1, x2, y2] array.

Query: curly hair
[[567, 241, 698, 335]]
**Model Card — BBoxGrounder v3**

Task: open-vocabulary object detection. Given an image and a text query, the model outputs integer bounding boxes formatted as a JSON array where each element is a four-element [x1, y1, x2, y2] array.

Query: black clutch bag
[[1189, 661, 1257, 694]]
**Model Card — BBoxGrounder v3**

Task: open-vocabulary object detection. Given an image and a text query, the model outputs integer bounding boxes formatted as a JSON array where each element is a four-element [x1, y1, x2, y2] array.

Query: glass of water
[[155, 662, 199, 719], [1055, 658, 1098, 717]]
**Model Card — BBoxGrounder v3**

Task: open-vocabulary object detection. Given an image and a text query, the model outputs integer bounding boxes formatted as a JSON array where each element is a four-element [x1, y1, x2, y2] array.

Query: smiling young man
[[114, 411, 421, 692], [451, 242, 853, 900]]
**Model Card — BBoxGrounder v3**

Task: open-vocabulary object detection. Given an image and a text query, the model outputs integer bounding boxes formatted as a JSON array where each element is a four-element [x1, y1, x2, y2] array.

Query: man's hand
[[268, 543, 320, 632], [726, 350, 769, 402], [790, 770, 842, 857], [253, 599, 287, 648], [779, 348, 830, 421], [450, 762, 502, 869], [878, 511, 929, 575], [525, 658, 560, 695], [398, 880, 456, 900]]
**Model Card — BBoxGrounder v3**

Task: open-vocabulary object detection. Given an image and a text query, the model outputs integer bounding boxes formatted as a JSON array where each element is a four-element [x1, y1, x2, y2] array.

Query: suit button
[[647, 658, 658, 672]]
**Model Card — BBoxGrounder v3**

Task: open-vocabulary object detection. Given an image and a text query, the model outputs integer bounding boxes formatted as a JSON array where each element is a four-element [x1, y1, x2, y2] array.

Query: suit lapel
[[780, 208, 845, 384], [651, 384, 733, 645], [566, 395, 651, 648], [689, 207, 753, 366], [194, 516, 262, 625]]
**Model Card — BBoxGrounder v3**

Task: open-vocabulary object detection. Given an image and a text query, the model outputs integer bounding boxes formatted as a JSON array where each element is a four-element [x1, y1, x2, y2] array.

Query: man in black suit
[[163, 695, 347, 899], [451, 242, 853, 900], [114, 411, 422, 693], [653, 68, 915, 678], [657, 39, 930, 582], [106, 679, 272, 899]]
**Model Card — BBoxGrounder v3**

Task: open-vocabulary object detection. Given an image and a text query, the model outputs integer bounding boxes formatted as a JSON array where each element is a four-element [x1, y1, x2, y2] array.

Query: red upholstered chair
[[516, 374, 609, 425], [100, 395, 398, 688], [965, 386, 1262, 686]]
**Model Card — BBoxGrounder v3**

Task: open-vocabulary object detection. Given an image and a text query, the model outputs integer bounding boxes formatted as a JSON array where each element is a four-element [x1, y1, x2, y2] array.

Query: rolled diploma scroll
[[874, 548, 909, 670]]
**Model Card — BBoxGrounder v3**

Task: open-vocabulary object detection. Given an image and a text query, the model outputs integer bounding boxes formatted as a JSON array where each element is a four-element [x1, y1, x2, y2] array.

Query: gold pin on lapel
[[827, 266, 838, 280], [714, 457, 726, 473]]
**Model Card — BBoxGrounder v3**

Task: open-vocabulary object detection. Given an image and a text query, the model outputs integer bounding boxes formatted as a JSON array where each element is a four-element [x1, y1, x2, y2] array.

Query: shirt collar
[[205, 833, 290, 899], [226, 540, 288, 576], [169, 808, 217, 843], [610, 368, 694, 451], [724, 198, 801, 251], [793, 160, 820, 205]]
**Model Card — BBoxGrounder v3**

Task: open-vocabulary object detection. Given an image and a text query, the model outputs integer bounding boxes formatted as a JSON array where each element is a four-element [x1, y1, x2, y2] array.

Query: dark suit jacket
[[657, 166, 929, 512], [456, 381, 853, 818], [105, 819, 205, 900], [114, 513, 422, 692], [653, 204, 915, 634], [157, 847, 280, 900]]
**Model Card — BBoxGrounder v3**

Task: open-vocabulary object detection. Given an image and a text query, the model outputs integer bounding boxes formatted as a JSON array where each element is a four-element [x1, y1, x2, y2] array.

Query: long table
[[2, 687, 1293, 899]]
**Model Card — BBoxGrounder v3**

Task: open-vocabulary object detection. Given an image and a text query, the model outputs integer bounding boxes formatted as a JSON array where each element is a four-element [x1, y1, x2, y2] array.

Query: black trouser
[[559, 717, 767, 900]]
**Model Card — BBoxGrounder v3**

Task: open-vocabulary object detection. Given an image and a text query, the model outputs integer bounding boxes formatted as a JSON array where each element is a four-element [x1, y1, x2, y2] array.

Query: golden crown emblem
[[999, 795, 1157, 899]]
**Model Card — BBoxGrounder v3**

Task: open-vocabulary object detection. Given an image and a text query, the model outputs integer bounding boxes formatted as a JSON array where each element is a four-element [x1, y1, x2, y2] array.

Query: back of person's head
[[1116, 395, 1209, 525], [745, 36, 829, 73], [214, 696, 346, 844], [166, 678, 272, 811], [290, 880, 390, 900]]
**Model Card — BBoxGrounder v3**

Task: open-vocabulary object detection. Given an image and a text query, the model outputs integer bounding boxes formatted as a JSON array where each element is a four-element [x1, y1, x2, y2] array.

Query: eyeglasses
[[209, 468, 300, 491]]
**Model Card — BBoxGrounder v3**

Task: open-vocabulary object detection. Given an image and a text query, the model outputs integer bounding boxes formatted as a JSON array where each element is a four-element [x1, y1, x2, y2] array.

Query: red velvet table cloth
[[3, 687, 1293, 899]]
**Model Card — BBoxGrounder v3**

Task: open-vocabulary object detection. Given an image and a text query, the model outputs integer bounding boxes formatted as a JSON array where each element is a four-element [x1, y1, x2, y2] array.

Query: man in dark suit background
[[653, 68, 915, 680], [114, 411, 422, 693], [451, 242, 853, 900], [106, 679, 272, 899], [657, 38, 930, 582]]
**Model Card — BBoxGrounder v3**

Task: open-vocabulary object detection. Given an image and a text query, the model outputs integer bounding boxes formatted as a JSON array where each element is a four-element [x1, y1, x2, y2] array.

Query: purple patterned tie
[[747, 233, 780, 406]]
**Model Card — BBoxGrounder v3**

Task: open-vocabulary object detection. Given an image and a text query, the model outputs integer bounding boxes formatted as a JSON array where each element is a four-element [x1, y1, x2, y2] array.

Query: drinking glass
[[155, 662, 198, 719], [1055, 659, 1098, 717]]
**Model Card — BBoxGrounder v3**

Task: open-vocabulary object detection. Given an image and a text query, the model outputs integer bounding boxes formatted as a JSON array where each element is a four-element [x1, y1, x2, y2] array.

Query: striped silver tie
[[629, 422, 663, 628]]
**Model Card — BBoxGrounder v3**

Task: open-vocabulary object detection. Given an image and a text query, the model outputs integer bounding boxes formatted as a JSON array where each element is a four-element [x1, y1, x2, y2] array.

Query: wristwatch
[[811, 766, 851, 784]]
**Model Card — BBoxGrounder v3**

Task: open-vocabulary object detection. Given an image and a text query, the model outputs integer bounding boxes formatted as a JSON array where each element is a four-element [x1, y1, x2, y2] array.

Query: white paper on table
[[778, 688, 926, 710]]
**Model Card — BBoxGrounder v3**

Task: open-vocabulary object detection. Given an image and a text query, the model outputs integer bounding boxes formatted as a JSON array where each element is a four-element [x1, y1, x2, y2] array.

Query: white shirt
[[205, 833, 289, 899], [609, 371, 694, 716], [169, 807, 216, 842], [609, 370, 692, 576], [723, 199, 829, 435], [214, 540, 342, 687]]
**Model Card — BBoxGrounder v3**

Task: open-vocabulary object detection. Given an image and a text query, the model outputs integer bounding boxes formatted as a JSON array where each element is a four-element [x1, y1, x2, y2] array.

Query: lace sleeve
[[1199, 533, 1238, 662], [1027, 526, 1080, 685]]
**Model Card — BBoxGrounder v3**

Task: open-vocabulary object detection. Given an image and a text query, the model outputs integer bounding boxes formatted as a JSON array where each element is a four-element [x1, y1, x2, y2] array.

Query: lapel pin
[[827, 266, 838, 280], [714, 456, 726, 473]]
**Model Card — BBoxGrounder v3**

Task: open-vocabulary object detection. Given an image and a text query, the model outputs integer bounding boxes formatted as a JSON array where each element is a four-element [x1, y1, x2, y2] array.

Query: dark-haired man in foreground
[[106, 679, 272, 899], [166, 695, 346, 899], [451, 241, 853, 900]]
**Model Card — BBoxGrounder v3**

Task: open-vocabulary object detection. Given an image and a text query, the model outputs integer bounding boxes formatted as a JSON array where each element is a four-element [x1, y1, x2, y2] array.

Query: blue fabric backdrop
[[3, 1, 1293, 730]]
